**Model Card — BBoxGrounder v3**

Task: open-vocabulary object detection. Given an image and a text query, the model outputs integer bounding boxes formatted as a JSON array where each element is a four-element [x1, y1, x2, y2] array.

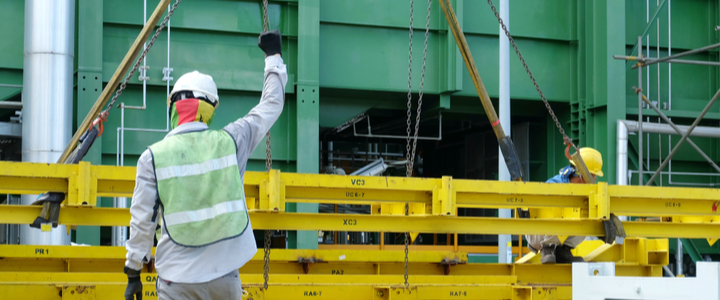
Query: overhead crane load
[[3, 0, 720, 299]]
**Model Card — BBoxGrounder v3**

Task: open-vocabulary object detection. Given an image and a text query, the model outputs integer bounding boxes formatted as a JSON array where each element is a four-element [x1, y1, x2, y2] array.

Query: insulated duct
[[20, 0, 75, 245]]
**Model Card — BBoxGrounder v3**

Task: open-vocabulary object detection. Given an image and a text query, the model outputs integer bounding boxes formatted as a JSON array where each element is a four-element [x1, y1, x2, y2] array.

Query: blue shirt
[[547, 165, 574, 183]]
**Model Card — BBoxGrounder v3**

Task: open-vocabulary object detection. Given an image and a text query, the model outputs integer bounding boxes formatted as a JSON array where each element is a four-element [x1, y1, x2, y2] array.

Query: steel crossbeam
[[0, 273, 568, 300], [2, 161, 720, 218], [1, 161, 720, 239], [0, 238, 666, 274], [0, 204, 719, 238], [0, 239, 666, 299]]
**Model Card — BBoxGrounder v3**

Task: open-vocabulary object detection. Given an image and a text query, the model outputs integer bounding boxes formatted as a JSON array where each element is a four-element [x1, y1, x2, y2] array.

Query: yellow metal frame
[[2, 204, 720, 238], [1, 161, 720, 238], [0, 238, 666, 299], [0, 238, 666, 274], [0, 273, 569, 300], [0, 161, 135, 207], [3, 161, 720, 217]]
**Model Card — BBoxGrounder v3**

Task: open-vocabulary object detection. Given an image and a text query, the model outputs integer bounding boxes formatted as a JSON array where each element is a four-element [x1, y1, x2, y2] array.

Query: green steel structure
[[1, 0, 720, 257]]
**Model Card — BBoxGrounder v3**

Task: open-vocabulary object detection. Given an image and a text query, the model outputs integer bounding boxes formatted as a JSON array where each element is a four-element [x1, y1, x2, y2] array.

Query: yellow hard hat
[[569, 147, 604, 177]]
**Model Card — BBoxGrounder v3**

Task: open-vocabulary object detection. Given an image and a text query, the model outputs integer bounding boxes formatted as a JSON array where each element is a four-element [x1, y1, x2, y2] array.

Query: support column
[[20, 0, 75, 245], [287, 0, 320, 250], [582, 0, 626, 185], [497, 0, 511, 264], [74, 0, 103, 246]]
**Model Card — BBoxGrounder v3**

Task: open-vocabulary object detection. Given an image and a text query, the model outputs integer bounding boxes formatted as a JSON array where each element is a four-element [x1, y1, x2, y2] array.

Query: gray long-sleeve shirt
[[125, 55, 287, 283]]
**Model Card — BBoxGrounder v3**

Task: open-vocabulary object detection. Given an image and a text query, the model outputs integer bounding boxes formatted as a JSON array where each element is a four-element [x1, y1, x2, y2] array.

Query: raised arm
[[224, 31, 288, 156]]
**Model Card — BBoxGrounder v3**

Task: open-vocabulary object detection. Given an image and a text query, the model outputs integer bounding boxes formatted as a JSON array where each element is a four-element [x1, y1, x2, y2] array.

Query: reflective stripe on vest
[[155, 154, 237, 181], [164, 199, 245, 227], [149, 129, 249, 247]]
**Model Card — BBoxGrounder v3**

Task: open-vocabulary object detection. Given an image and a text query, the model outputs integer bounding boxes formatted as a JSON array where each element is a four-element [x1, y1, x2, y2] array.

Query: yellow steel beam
[[0, 265, 663, 299], [0, 245, 465, 263], [0, 161, 136, 199], [318, 244, 532, 255], [0, 239, 664, 277], [1, 204, 719, 238], [0, 273, 563, 300], [0, 283, 569, 300], [3, 161, 720, 236]]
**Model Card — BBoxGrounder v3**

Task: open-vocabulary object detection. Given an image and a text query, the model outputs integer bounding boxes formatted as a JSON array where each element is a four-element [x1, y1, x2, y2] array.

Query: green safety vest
[[149, 129, 249, 247]]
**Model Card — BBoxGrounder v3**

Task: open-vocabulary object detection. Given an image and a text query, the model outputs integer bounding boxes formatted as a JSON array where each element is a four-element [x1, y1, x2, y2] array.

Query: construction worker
[[525, 147, 604, 264], [123, 30, 286, 300]]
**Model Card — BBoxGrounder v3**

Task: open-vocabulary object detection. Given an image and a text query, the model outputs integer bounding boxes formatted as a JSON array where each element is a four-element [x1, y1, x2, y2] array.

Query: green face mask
[[170, 99, 216, 129]]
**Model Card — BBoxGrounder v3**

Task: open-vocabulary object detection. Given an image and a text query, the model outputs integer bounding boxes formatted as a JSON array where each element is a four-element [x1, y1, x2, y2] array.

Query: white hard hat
[[167, 71, 219, 108]]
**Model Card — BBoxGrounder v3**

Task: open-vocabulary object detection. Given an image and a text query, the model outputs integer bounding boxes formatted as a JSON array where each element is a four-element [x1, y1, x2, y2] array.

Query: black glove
[[124, 266, 143, 300], [258, 30, 282, 57]]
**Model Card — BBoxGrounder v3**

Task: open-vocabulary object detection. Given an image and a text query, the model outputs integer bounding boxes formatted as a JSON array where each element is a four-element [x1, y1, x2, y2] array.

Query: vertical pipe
[[497, 0, 511, 264], [617, 121, 629, 222], [617, 121, 628, 186], [658, 118, 662, 186], [142, 0, 147, 109], [638, 36, 644, 185], [654, 0, 659, 180], [166, 2, 171, 131], [668, 0, 671, 110], [657, 0, 660, 111], [676, 238, 683, 276], [114, 105, 128, 246], [646, 0, 650, 100], [20, 0, 75, 246]]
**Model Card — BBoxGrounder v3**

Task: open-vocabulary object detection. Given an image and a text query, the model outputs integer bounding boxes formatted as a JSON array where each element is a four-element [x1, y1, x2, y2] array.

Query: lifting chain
[[486, 0, 577, 150], [262, 0, 272, 292], [263, 0, 273, 172], [102, 0, 182, 116], [263, 229, 272, 290], [403, 0, 431, 290]]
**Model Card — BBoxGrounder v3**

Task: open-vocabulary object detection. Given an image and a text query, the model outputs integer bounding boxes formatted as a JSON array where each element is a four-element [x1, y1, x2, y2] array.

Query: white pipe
[[166, 3, 171, 130], [616, 121, 628, 186], [20, 0, 75, 246], [638, 36, 643, 185], [666, 135, 720, 186], [658, 118, 662, 186], [646, 0, 650, 106], [617, 120, 720, 189], [656, 0, 660, 111], [0, 84, 22, 88], [630, 170, 720, 177], [616, 121, 629, 221], [676, 239, 683, 276], [668, 0, 672, 110], [124, 0, 148, 111], [497, 0, 511, 264], [622, 120, 720, 138]]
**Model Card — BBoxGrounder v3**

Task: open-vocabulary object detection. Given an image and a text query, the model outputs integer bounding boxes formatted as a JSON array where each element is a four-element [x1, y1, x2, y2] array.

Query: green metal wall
[[2, 0, 720, 245]]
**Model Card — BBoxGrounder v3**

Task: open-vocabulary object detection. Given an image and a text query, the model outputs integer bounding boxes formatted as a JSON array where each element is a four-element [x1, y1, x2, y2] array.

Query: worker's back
[[143, 122, 258, 284], [149, 129, 249, 247]]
